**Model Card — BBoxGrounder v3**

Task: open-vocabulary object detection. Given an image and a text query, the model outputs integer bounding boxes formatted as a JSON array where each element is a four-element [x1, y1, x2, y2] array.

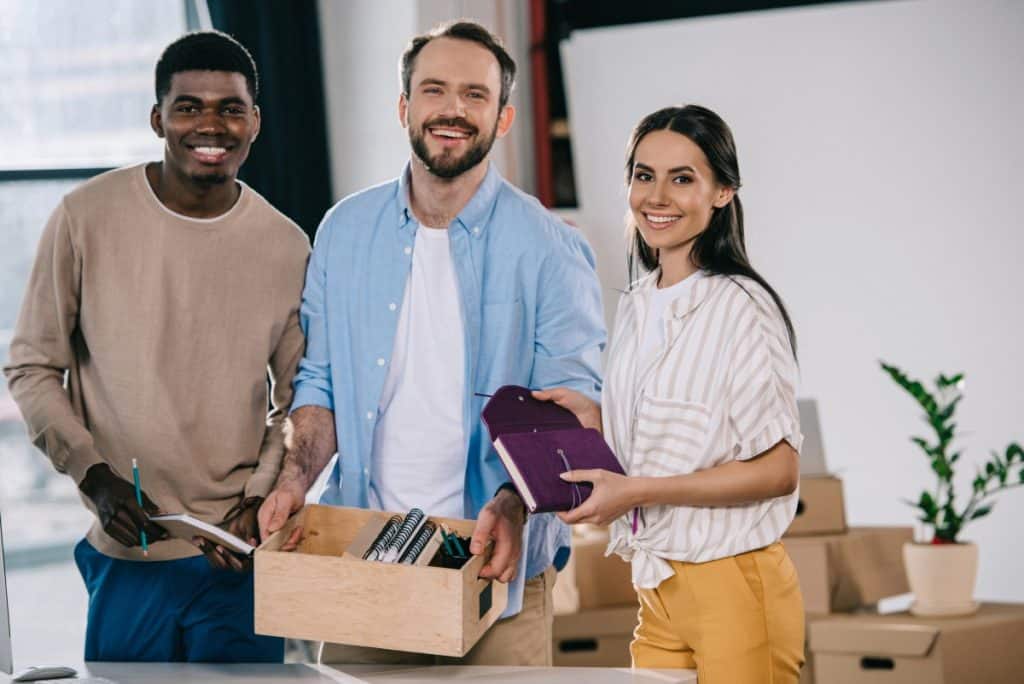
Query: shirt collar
[[630, 268, 715, 320], [396, 160, 502, 239]]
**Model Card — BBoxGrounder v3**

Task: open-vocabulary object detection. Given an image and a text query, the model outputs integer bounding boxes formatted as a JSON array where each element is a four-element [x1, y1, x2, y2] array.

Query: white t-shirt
[[638, 270, 703, 367], [368, 224, 467, 518]]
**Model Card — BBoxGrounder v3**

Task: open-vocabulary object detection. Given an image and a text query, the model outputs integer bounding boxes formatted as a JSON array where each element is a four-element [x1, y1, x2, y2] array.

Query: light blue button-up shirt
[[291, 162, 606, 617]]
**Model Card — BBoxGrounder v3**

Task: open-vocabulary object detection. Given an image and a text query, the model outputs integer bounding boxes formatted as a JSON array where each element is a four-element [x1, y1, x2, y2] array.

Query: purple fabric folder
[[481, 385, 625, 513]]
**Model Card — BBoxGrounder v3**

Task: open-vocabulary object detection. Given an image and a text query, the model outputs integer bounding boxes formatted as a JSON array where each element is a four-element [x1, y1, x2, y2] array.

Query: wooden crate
[[254, 504, 508, 657]]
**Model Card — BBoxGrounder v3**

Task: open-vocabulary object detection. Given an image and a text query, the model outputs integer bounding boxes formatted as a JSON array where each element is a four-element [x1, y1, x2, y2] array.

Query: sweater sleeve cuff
[[243, 469, 278, 499], [63, 443, 105, 486]]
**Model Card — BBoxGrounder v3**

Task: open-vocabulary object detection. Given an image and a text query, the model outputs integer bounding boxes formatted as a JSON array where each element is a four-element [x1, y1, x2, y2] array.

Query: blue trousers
[[74, 539, 283, 662]]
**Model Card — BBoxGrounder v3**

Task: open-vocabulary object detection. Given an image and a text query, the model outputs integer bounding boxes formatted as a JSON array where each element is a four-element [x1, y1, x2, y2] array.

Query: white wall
[[318, 0, 416, 201], [561, 0, 1024, 601], [318, 0, 533, 201]]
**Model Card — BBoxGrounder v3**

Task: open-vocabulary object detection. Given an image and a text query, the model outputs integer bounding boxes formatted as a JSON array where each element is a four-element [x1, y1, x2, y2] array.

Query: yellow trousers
[[632, 542, 805, 683]]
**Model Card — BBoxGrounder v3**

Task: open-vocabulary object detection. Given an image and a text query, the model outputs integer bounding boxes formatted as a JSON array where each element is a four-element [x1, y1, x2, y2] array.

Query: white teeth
[[432, 129, 468, 138], [195, 146, 226, 155], [646, 214, 680, 224]]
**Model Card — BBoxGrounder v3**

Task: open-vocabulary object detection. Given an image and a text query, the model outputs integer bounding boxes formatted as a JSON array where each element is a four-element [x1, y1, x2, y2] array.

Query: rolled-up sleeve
[[727, 294, 802, 461], [291, 214, 335, 413]]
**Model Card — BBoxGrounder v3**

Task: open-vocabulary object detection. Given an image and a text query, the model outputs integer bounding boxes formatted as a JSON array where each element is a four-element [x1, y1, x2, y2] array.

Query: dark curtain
[[207, 0, 332, 240]]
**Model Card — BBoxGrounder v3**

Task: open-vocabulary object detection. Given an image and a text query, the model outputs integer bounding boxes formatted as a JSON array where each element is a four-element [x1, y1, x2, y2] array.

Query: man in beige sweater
[[2, 31, 308, 662]]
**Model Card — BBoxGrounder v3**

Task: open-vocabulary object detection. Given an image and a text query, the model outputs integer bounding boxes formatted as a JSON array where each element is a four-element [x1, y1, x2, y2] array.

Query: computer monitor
[[1, 511, 13, 675], [797, 398, 828, 476]]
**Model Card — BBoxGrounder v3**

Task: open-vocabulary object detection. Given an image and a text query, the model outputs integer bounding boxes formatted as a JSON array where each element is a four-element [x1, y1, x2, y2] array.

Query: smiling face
[[399, 37, 514, 179], [628, 128, 734, 265], [151, 70, 260, 185]]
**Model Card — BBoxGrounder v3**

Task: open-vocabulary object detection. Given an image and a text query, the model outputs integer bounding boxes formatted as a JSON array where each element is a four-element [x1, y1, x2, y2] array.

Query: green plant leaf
[[937, 396, 962, 422], [881, 362, 939, 415], [942, 422, 956, 443], [970, 506, 992, 521], [1007, 443, 1023, 463], [973, 475, 987, 492], [931, 457, 952, 480], [917, 491, 938, 519], [911, 436, 933, 457], [936, 373, 964, 388], [950, 451, 962, 464]]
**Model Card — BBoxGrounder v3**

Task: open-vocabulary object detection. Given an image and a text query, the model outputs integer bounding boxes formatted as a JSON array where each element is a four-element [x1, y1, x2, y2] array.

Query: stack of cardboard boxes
[[785, 400, 915, 683], [808, 603, 1024, 683], [551, 524, 637, 666], [793, 408, 1024, 682]]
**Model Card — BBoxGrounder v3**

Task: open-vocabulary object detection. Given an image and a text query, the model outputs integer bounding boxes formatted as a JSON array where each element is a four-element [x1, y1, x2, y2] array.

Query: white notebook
[[148, 513, 255, 556]]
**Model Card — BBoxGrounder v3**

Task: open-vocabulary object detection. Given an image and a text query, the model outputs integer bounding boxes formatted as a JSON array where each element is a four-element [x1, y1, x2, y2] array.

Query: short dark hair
[[154, 31, 259, 104], [400, 21, 516, 109]]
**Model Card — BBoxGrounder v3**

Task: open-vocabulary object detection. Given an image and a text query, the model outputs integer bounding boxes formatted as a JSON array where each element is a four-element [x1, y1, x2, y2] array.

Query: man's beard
[[409, 116, 498, 179]]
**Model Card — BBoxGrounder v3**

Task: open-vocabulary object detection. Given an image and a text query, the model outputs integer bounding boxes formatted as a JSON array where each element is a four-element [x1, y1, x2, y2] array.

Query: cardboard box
[[800, 613, 827, 684], [810, 602, 1024, 683], [572, 527, 637, 610], [784, 526, 912, 614], [553, 605, 637, 667], [552, 543, 580, 615], [786, 475, 847, 536], [254, 504, 508, 657]]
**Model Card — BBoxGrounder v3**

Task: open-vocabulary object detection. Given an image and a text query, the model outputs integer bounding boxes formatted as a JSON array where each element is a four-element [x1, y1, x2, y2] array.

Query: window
[[1, 0, 194, 666]]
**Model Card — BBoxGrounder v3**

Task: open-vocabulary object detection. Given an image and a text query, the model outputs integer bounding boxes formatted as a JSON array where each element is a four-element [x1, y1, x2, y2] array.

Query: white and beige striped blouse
[[603, 269, 803, 589]]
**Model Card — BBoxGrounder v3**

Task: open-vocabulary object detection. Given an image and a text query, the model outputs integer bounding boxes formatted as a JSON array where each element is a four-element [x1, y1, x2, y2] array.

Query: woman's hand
[[557, 469, 643, 526], [532, 387, 602, 432]]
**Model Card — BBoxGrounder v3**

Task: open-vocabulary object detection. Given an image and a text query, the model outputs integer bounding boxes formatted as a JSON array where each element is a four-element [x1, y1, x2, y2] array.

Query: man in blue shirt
[[258, 21, 605, 665]]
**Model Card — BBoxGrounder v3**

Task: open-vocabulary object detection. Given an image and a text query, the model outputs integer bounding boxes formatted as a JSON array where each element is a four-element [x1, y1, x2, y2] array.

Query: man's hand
[[257, 481, 305, 552], [470, 487, 527, 583], [78, 463, 169, 548], [532, 387, 602, 432], [194, 497, 263, 572]]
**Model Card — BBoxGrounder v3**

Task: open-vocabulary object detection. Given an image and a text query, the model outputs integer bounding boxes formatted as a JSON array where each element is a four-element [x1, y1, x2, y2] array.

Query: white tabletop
[[2, 663, 697, 683]]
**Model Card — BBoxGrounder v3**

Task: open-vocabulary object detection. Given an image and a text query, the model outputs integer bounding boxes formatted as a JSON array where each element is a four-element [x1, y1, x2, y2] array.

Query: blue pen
[[131, 458, 148, 556]]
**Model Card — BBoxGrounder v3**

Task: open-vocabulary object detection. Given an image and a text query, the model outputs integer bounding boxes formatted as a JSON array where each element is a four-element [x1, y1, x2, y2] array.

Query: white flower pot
[[903, 541, 979, 616]]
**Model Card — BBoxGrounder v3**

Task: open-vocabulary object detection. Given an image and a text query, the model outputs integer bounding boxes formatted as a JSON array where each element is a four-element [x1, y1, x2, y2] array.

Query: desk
[[1, 663, 697, 683]]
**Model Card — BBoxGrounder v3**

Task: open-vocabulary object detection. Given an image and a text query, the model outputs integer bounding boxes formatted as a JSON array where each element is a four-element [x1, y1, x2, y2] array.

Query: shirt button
[[472, 226, 481, 235], [376, 358, 386, 367], [403, 246, 412, 255], [388, 302, 397, 311], [366, 411, 374, 421]]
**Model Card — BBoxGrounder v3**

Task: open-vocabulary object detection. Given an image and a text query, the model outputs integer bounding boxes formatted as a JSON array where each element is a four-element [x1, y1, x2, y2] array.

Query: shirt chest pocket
[[631, 395, 711, 477]]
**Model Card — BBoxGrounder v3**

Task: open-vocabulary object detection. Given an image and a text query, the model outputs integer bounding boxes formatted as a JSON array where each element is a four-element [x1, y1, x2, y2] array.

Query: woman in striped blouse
[[535, 105, 805, 682]]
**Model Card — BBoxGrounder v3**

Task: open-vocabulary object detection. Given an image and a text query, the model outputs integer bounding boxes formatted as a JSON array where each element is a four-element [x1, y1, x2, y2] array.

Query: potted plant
[[881, 362, 1023, 616]]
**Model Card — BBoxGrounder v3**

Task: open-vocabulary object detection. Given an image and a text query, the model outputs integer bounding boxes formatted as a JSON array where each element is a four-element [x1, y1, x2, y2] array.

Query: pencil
[[131, 458, 148, 556]]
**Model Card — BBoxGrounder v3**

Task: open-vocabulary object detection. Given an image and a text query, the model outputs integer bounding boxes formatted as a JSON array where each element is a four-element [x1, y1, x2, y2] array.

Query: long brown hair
[[625, 105, 797, 356]]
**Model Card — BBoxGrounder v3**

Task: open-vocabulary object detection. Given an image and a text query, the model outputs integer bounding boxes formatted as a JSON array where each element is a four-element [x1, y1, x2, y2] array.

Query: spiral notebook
[[481, 385, 625, 513]]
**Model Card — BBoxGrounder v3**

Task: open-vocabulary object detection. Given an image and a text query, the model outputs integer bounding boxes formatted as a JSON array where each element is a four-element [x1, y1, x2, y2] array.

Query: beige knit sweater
[[3, 164, 310, 560]]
